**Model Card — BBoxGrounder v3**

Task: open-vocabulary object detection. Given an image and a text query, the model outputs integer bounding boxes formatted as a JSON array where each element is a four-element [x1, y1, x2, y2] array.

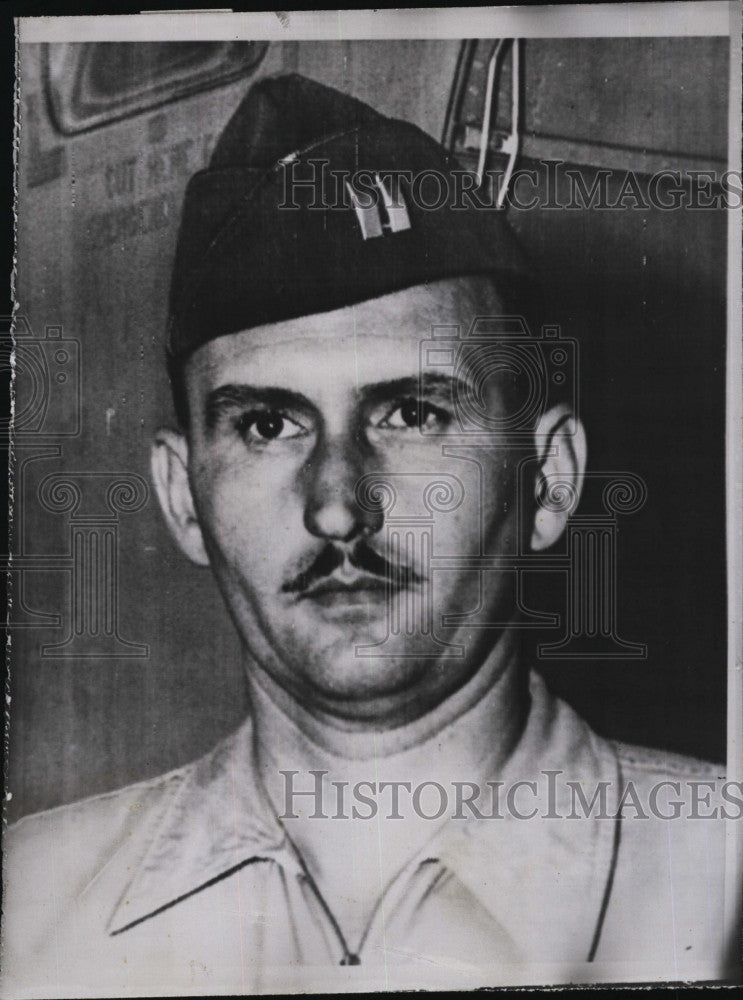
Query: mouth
[[296, 572, 418, 615]]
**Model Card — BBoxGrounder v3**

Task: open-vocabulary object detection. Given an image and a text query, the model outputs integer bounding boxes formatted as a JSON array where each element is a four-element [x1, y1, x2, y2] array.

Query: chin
[[282, 636, 413, 697]]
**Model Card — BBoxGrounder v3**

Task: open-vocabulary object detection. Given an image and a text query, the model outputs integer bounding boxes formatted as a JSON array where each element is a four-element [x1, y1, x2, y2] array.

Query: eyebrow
[[203, 373, 471, 429], [204, 384, 315, 430], [361, 373, 471, 406]]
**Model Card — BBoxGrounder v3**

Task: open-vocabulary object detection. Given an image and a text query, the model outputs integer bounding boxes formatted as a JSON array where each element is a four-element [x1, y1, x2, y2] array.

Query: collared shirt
[[2, 673, 730, 996]]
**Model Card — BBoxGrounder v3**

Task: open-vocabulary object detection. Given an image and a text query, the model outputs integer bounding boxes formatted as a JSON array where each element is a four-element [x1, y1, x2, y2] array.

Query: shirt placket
[[286, 844, 446, 967]]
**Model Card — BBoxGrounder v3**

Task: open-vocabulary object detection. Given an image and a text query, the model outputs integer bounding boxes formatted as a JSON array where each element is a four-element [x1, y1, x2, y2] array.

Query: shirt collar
[[107, 715, 291, 935], [108, 671, 620, 956]]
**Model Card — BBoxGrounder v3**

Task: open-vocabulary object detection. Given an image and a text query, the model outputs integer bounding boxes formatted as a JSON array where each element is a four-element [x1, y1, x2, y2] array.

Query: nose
[[303, 435, 384, 542]]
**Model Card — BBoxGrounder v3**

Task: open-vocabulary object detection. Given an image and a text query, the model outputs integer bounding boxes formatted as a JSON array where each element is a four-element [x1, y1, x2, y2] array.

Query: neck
[[245, 629, 528, 777]]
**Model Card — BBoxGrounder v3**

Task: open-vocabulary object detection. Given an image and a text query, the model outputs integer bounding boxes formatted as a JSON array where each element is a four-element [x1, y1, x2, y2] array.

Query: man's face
[[180, 276, 531, 726]]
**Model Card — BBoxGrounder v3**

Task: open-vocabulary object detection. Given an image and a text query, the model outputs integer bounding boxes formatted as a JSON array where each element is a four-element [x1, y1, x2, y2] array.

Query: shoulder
[[606, 739, 728, 863], [6, 762, 190, 870], [612, 739, 725, 782], [608, 738, 730, 822], [2, 762, 192, 966]]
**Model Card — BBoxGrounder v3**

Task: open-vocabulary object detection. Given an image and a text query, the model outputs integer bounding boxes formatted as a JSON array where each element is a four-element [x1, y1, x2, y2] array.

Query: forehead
[[185, 276, 501, 393]]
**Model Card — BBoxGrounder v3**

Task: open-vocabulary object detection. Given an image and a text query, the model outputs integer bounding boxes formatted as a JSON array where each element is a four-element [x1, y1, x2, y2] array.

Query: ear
[[151, 428, 210, 567], [531, 405, 587, 551]]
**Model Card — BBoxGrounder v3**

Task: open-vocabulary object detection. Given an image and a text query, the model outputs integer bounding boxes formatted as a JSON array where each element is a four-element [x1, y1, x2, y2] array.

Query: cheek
[[379, 447, 519, 548], [189, 450, 304, 567], [432, 503, 511, 560], [413, 450, 517, 532], [453, 453, 520, 553]]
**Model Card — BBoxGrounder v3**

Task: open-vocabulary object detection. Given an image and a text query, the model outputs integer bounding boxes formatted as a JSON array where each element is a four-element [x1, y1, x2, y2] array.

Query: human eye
[[234, 408, 309, 444], [377, 396, 453, 433]]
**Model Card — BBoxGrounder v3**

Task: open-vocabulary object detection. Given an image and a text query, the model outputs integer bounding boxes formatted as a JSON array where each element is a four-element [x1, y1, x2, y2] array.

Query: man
[[2, 74, 731, 996]]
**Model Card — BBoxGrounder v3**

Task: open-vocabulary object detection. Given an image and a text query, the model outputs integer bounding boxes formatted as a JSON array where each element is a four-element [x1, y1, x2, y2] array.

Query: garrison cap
[[167, 73, 529, 362]]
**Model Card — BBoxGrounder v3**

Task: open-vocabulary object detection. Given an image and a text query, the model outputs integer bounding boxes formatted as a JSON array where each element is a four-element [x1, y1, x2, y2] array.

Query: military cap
[[167, 72, 529, 362]]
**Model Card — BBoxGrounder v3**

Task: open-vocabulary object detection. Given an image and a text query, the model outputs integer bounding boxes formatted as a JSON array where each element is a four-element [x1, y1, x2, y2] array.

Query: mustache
[[281, 540, 425, 595]]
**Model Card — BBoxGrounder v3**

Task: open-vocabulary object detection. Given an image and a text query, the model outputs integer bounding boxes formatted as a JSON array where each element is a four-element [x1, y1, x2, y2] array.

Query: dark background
[[6, 28, 729, 821]]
